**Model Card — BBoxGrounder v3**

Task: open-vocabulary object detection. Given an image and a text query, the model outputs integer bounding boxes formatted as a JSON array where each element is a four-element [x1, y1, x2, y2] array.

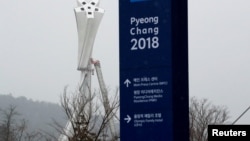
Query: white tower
[[58, 0, 104, 140], [74, 0, 104, 92]]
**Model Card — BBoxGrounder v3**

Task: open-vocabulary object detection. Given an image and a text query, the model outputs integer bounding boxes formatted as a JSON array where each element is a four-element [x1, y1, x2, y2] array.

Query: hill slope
[[0, 94, 67, 138]]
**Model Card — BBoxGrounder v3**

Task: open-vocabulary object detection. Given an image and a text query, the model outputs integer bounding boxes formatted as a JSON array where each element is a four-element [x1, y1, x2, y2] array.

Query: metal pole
[[232, 105, 250, 124], [92, 59, 117, 138]]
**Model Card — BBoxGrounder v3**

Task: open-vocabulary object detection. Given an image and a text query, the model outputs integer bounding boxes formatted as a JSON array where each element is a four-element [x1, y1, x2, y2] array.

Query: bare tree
[[0, 105, 45, 141], [189, 96, 230, 141], [0, 105, 26, 141], [54, 86, 119, 141]]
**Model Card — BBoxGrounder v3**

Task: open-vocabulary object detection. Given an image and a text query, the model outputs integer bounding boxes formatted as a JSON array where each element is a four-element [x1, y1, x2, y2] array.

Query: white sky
[[0, 0, 249, 124]]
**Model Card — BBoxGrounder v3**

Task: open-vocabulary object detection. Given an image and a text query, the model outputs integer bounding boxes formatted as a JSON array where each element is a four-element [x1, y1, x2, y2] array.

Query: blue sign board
[[120, 68, 173, 140], [119, 0, 172, 70], [119, 0, 188, 141]]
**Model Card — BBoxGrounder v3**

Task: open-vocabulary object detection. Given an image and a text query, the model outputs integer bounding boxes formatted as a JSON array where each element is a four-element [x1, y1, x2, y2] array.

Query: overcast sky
[[0, 0, 249, 124]]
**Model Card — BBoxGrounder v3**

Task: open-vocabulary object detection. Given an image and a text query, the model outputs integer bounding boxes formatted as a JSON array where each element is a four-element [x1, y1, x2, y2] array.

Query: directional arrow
[[124, 79, 131, 87], [124, 115, 132, 123]]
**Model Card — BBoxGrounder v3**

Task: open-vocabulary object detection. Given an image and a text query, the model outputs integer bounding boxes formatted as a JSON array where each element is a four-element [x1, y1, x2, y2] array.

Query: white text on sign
[[130, 16, 160, 51]]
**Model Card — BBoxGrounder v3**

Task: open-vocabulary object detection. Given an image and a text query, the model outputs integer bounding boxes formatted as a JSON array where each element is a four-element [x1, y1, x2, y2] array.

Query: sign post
[[119, 0, 189, 141]]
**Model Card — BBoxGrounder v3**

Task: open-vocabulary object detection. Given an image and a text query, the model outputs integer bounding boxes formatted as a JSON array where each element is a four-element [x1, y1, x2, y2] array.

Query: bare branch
[[189, 96, 230, 141]]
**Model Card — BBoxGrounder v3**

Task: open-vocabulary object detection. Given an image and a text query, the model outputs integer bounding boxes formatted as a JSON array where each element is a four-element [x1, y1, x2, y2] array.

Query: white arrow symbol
[[124, 115, 131, 123], [124, 79, 131, 87]]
